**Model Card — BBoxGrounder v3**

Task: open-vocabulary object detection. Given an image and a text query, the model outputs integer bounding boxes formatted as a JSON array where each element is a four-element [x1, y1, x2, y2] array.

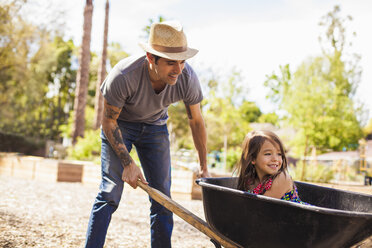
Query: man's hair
[[152, 54, 161, 64]]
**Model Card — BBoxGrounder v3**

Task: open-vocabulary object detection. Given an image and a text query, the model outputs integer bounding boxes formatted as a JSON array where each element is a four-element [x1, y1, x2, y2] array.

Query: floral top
[[247, 178, 309, 205]]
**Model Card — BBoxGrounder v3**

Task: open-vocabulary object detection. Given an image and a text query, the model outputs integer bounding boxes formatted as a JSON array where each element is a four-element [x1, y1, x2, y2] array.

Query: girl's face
[[253, 140, 283, 181]]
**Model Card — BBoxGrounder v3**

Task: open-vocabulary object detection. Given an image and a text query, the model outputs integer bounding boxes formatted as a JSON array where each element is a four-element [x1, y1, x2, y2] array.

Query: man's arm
[[102, 99, 147, 188], [185, 103, 210, 177]]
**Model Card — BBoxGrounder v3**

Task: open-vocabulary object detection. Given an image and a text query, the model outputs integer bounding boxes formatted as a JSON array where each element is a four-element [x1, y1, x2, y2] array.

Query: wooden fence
[[0, 153, 225, 200]]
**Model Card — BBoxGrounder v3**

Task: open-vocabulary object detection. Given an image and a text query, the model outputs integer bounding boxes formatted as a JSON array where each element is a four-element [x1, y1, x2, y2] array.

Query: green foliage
[[67, 128, 140, 165], [264, 6, 364, 156], [239, 101, 262, 122], [264, 64, 291, 105], [318, 5, 356, 63], [257, 112, 279, 125], [289, 163, 334, 183], [168, 69, 256, 152], [225, 147, 242, 171], [108, 42, 129, 68], [68, 129, 101, 163], [203, 70, 251, 151], [266, 56, 363, 155], [205, 97, 249, 151], [168, 102, 193, 149], [0, 1, 77, 141]]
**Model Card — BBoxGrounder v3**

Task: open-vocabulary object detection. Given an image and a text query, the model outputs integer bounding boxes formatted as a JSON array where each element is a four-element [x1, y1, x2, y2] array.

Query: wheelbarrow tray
[[196, 177, 372, 248]]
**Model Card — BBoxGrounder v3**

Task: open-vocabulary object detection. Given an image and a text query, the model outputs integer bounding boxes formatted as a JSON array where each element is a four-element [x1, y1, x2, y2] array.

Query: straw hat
[[139, 21, 198, 60]]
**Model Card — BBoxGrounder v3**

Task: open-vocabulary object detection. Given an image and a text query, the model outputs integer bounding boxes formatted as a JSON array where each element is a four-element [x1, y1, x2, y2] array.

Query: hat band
[[151, 44, 187, 53]]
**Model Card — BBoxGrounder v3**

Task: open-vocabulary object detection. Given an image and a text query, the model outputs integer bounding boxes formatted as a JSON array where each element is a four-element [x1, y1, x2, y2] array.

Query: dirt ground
[[0, 176, 213, 248], [0, 176, 371, 248]]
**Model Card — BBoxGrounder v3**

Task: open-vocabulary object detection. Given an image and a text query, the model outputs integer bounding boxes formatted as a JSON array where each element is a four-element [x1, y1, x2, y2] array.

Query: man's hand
[[198, 169, 211, 178], [122, 161, 148, 189], [195, 165, 211, 178]]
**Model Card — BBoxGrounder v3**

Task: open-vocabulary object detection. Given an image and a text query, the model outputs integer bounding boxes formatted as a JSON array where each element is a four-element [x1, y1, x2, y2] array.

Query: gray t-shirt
[[101, 55, 203, 125]]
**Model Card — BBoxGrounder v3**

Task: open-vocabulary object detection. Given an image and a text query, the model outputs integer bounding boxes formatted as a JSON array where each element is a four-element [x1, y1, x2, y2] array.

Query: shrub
[[0, 131, 45, 156], [225, 147, 242, 172], [68, 129, 101, 163], [289, 162, 334, 183], [67, 129, 140, 165]]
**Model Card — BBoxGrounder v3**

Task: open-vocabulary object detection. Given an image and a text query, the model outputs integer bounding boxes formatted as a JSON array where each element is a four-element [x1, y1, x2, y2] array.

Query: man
[[85, 21, 210, 248]]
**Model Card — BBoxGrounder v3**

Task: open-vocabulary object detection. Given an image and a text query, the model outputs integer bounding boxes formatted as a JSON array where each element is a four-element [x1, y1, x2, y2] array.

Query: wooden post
[[359, 139, 367, 172]]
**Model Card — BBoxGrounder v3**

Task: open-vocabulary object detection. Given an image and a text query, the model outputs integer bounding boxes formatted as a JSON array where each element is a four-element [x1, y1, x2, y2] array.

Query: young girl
[[236, 130, 308, 204]]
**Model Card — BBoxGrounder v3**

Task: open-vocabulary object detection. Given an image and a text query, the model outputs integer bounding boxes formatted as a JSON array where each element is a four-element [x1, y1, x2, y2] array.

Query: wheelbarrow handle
[[137, 180, 242, 248]]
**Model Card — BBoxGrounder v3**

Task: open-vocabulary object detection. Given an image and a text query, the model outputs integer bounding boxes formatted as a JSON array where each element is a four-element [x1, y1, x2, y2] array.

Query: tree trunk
[[72, 0, 93, 143], [93, 0, 109, 130]]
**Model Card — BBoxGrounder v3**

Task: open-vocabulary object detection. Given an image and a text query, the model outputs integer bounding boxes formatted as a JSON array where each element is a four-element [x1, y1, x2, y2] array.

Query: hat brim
[[139, 42, 198, 60]]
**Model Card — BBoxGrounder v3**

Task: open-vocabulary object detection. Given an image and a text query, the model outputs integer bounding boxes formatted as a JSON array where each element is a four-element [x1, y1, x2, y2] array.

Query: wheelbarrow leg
[[210, 239, 222, 248]]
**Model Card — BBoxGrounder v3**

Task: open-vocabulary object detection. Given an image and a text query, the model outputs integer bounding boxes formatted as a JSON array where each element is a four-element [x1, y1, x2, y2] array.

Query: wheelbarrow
[[196, 177, 372, 248], [137, 180, 242, 248]]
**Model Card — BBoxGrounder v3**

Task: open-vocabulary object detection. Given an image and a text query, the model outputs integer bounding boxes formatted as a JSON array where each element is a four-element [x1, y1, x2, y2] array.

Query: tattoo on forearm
[[105, 106, 120, 119], [110, 126, 132, 167], [185, 105, 192, 119], [118, 147, 132, 166], [113, 126, 122, 145]]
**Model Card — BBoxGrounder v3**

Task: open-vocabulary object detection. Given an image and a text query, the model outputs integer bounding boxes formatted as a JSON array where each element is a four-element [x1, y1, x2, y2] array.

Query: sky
[[28, 0, 372, 123]]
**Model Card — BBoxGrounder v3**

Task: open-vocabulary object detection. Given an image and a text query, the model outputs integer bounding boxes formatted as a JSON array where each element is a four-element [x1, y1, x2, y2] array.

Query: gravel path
[[0, 176, 212, 248], [1, 176, 372, 248]]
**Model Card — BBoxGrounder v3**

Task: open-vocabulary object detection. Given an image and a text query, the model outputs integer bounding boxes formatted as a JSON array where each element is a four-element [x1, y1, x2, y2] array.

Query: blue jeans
[[85, 120, 173, 248]]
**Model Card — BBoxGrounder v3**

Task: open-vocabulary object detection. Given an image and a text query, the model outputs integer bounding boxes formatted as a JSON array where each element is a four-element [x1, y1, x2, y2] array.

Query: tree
[[93, 0, 109, 130], [264, 5, 364, 165], [168, 102, 193, 149], [0, 1, 76, 140], [33, 37, 76, 140], [107, 42, 129, 68], [203, 70, 250, 168], [239, 101, 262, 122], [258, 112, 279, 125], [72, 0, 93, 143]]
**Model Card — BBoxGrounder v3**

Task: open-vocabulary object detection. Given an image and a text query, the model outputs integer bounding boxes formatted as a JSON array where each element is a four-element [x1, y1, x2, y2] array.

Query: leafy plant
[[225, 147, 242, 172], [289, 162, 334, 183], [68, 129, 101, 163], [67, 128, 141, 165]]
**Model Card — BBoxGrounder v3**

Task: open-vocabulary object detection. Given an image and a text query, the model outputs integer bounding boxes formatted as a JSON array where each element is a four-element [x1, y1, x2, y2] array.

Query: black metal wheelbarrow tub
[[196, 177, 372, 248]]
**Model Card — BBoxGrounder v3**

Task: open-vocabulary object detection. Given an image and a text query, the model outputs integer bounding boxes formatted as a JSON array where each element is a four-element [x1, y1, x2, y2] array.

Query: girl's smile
[[253, 140, 283, 181]]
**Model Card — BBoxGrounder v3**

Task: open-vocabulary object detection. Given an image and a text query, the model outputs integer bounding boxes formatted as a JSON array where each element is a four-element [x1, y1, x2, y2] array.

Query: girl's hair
[[236, 130, 288, 191]]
